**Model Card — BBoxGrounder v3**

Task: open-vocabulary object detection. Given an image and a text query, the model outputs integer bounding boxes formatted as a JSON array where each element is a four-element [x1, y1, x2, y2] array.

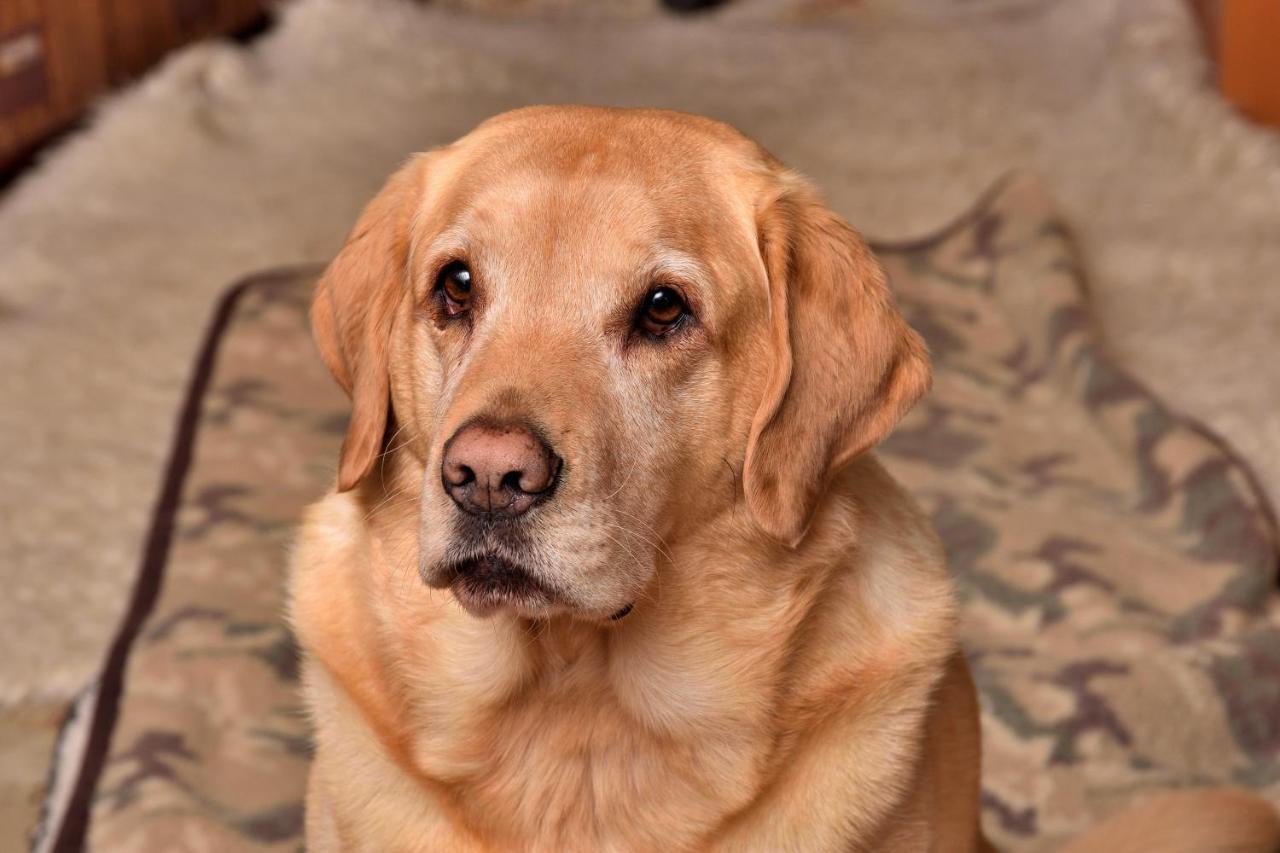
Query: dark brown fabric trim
[[49, 267, 319, 852]]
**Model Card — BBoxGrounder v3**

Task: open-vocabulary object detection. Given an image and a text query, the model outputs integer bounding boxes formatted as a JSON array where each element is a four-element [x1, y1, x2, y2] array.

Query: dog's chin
[[425, 553, 637, 623], [439, 554, 563, 619]]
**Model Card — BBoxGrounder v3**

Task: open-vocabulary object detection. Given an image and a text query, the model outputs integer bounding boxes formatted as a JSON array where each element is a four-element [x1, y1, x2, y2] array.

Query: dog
[[290, 106, 1280, 851]]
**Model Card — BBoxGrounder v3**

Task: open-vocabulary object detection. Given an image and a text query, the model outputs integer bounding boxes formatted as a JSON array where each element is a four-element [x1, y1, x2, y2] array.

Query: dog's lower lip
[[448, 554, 556, 617]]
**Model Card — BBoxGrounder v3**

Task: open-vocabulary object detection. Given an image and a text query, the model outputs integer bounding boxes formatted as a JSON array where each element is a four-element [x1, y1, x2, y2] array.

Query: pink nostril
[[445, 463, 475, 488], [441, 421, 561, 517]]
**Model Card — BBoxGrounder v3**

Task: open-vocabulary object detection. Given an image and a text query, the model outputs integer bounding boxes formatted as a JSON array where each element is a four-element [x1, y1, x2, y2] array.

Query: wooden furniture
[[1, 0, 265, 172], [104, 0, 265, 82], [1217, 0, 1280, 128], [0, 2, 108, 163]]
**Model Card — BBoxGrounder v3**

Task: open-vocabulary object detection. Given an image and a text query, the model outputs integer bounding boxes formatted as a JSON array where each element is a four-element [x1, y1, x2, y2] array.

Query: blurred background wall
[[2, 0, 265, 172], [10, 1, 1280, 175]]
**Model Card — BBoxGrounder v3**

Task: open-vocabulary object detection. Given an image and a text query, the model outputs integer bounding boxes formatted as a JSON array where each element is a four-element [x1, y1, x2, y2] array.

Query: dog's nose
[[442, 422, 561, 517]]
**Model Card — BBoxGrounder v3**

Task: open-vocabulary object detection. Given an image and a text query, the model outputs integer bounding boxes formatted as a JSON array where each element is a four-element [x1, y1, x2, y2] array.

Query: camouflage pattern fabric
[[77, 272, 342, 852], [74, 174, 1278, 850], [878, 176, 1279, 850]]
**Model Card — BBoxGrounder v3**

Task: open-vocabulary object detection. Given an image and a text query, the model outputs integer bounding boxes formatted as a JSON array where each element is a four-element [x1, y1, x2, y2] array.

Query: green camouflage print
[[79, 175, 1278, 850]]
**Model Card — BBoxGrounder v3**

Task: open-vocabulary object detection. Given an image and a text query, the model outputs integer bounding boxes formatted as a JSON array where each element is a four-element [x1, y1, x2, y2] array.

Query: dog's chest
[[414, 642, 772, 850]]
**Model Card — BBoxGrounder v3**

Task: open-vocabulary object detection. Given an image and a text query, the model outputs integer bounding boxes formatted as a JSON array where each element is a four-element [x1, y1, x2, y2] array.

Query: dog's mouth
[[444, 554, 561, 618], [438, 554, 636, 622], [425, 522, 638, 621]]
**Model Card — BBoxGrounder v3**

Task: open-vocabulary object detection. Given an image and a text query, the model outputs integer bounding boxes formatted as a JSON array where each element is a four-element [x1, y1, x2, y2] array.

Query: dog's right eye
[[436, 262, 472, 317], [636, 286, 689, 337]]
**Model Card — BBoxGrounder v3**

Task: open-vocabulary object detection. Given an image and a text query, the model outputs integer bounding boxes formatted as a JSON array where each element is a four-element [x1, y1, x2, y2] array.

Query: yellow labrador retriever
[[290, 106, 1279, 852]]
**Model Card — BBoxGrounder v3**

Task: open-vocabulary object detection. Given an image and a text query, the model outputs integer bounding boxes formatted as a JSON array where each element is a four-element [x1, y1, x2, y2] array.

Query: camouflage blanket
[[49, 174, 1280, 850]]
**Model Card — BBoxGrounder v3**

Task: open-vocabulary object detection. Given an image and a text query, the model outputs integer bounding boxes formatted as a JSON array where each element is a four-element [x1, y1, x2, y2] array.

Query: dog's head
[[312, 106, 928, 622]]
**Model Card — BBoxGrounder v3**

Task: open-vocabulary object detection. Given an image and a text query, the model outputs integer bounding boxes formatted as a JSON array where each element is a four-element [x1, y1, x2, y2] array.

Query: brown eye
[[638, 286, 688, 336], [437, 262, 472, 316]]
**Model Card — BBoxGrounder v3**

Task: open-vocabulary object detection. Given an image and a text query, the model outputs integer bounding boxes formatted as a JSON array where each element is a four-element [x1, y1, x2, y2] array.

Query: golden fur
[[290, 106, 1280, 851]]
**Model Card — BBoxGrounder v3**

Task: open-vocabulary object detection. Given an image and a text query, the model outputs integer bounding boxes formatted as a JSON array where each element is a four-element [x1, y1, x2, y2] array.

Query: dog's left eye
[[436, 262, 472, 317], [637, 287, 689, 337]]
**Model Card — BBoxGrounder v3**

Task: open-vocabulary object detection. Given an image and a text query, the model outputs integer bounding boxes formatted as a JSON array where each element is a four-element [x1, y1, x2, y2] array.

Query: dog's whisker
[[720, 456, 743, 514], [602, 516, 674, 566], [606, 504, 672, 546], [601, 457, 642, 502], [596, 526, 646, 576], [362, 490, 409, 522], [379, 422, 410, 463], [596, 525, 662, 610], [362, 488, 419, 523]]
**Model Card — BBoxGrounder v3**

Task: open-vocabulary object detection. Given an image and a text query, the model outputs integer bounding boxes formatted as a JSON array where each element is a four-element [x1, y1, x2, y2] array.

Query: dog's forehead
[[422, 111, 765, 279], [466, 106, 760, 171]]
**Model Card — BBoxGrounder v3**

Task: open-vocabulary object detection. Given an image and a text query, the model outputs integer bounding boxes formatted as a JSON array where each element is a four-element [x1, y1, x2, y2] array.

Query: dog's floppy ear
[[744, 174, 931, 547], [312, 157, 424, 492]]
